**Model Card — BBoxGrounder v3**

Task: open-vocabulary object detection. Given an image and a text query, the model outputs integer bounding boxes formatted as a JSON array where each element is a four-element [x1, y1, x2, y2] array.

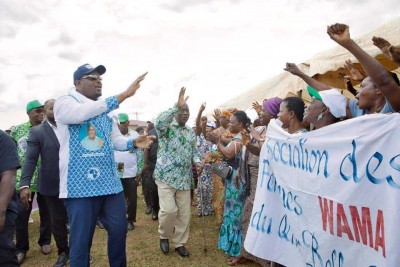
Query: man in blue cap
[[54, 63, 154, 267], [10, 100, 52, 264]]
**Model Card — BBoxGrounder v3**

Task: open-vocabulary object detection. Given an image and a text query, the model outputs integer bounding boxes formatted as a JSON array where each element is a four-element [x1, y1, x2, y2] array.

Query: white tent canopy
[[219, 18, 400, 111]]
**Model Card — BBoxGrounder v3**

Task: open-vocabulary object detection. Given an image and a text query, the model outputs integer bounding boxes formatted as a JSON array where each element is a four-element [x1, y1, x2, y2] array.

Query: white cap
[[319, 89, 346, 118], [206, 120, 216, 128]]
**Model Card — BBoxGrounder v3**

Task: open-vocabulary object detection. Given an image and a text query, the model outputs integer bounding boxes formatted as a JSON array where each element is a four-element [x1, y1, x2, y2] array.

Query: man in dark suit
[[20, 99, 69, 267], [11, 100, 52, 264]]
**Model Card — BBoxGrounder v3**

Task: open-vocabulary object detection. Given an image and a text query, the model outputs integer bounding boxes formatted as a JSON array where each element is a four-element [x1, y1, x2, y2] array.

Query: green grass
[[21, 186, 258, 266]]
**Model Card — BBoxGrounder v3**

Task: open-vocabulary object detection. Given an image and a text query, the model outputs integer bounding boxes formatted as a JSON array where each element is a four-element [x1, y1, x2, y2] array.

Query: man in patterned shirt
[[10, 100, 52, 264], [154, 87, 202, 257]]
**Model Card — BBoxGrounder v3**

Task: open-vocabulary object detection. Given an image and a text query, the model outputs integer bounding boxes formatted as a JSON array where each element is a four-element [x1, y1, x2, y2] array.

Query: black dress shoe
[[160, 239, 169, 254], [127, 221, 135, 230], [145, 206, 152, 214], [152, 210, 158, 221], [54, 252, 69, 267], [16, 252, 26, 264], [96, 220, 105, 229], [175, 246, 189, 257]]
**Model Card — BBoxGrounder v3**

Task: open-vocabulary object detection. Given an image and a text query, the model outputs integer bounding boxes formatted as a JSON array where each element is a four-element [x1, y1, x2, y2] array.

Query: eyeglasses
[[81, 75, 103, 81]]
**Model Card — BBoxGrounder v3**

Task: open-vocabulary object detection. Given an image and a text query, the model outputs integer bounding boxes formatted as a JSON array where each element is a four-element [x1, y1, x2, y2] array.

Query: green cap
[[118, 113, 129, 123], [307, 85, 322, 101], [26, 100, 44, 113]]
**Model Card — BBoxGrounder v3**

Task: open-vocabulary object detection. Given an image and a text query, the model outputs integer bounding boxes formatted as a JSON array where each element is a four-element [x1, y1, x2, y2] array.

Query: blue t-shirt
[[349, 99, 394, 118], [349, 99, 366, 118], [380, 102, 394, 113]]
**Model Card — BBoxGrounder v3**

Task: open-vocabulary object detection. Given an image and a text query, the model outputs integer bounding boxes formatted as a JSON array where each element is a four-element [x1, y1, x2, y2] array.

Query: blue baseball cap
[[73, 63, 106, 85]]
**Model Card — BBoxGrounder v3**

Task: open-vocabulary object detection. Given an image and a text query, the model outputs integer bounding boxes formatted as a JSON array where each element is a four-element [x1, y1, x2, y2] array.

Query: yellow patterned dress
[[211, 126, 229, 227]]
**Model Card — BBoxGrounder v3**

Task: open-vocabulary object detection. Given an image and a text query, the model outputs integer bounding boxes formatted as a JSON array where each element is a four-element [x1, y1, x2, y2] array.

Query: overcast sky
[[1, 0, 399, 130]]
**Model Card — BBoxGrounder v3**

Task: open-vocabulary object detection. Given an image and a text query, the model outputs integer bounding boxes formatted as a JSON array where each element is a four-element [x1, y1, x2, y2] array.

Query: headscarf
[[221, 108, 238, 118], [263, 97, 282, 118]]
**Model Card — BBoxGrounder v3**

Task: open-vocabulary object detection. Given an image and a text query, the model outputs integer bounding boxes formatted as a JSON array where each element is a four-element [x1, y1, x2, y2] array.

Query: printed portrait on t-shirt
[[79, 124, 104, 151]]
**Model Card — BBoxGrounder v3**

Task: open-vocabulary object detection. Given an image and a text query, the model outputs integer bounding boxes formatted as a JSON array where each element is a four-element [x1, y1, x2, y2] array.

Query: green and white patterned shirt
[[10, 121, 39, 192], [154, 104, 200, 190]]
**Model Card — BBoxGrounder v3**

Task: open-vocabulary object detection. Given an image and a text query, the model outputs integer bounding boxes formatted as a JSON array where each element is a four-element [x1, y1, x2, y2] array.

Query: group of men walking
[[0, 64, 201, 267]]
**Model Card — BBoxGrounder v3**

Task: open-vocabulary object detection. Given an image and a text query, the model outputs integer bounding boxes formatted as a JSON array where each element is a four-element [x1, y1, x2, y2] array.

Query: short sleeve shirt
[[380, 102, 394, 114], [0, 130, 21, 176], [349, 99, 366, 118], [349, 99, 395, 117]]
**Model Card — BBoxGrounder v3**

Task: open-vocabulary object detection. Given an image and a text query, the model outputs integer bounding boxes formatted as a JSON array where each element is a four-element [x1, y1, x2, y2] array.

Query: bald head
[[44, 99, 55, 109], [44, 99, 56, 125]]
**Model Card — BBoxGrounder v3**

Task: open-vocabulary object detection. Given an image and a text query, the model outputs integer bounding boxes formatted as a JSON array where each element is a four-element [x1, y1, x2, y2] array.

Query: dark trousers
[[0, 193, 21, 267], [15, 191, 52, 253], [121, 178, 137, 222], [142, 174, 151, 207], [44, 195, 69, 255], [143, 170, 159, 212], [64, 192, 127, 267]]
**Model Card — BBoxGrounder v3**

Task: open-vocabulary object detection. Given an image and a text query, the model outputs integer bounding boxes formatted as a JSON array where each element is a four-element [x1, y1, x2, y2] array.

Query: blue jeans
[[64, 192, 127, 267]]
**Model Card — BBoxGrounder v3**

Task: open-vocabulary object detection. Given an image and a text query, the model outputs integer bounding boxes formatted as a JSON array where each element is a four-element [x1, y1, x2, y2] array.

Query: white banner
[[244, 114, 400, 267]]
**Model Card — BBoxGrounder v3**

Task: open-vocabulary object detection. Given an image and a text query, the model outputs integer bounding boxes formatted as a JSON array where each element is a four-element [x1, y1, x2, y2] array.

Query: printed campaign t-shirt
[[54, 89, 136, 198]]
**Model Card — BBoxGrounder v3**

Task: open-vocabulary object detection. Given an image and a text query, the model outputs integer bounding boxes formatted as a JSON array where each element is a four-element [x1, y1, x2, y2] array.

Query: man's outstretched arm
[[284, 62, 331, 91]]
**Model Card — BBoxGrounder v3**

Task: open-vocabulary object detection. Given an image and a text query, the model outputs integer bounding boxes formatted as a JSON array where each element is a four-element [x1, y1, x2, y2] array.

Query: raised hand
[[213, 108, 221, 121], [327, 23, 351, 46], [199, 102, 206, 112], [284, 63, 304, 76], [134, 135, 156, 149], [344, 60, 365, 81], [339, 71, 357, 96], [178, 87, 189, 108], [206, 131, 220, 144], [118, 72, 148, 103], [252, 101, 262, 114], [372, 36, 391, 51], [387, 46, 400, 64], [372, 36, 400, 64], [126, 72, 148, 97]]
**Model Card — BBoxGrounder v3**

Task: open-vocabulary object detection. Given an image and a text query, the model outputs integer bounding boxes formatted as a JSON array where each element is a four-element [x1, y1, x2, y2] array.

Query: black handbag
[[212, 161, 232, 180]]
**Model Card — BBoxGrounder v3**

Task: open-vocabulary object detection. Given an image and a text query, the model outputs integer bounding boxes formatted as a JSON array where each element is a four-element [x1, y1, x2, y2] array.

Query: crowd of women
[[191, 23, 400, 266]]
